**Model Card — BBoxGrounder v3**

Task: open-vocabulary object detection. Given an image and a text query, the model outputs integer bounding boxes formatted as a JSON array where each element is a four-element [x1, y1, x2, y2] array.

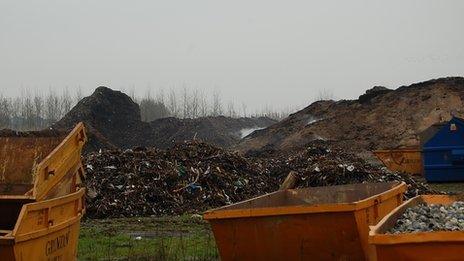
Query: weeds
[[78, 215, 218, 261]]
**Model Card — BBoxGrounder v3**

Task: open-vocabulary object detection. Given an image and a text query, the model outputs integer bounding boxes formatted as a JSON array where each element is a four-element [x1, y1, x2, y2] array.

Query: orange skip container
[[374, 149, 422, 175], [204, 182, 407, 261], [369, 195, 464, 261]]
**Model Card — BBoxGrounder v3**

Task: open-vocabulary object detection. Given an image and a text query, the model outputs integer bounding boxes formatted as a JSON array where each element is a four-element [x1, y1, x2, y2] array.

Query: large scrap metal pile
[[84, 141, 440, 218], [84, 141, 280, 218], [256, 141, 435, 199]]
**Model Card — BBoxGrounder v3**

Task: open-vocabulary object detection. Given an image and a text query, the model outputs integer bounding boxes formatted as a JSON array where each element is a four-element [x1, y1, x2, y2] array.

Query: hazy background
[[1, 0, 463, 110]]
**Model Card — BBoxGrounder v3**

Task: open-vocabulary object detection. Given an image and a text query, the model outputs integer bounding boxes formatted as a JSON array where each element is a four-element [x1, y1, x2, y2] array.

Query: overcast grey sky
[[1, 1, 463, 110]]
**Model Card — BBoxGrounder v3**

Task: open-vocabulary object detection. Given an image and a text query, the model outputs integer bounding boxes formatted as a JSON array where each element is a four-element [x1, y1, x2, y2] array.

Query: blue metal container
[[423, 117, 464, 182]]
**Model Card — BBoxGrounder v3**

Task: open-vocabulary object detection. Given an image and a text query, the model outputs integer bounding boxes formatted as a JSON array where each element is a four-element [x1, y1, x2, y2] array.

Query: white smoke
[[306, 116, 322, 126], [239, 127, 265, 139]]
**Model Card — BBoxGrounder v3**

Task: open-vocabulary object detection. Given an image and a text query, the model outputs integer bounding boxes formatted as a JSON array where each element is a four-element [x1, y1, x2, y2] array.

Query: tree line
[[0, 88, 296, 131]]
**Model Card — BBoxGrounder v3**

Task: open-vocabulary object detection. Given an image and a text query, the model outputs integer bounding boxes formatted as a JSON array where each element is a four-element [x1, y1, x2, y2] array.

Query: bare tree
[[181, 87, 190, 118], [241, 102, 247, 118], [227, 101, 236, 118], [60, 89, 72, 119], [199, 90, 208, 117], [1, 85, 300, 130], [167, 89, 178, 117], [127, 87, 137, 103], [139, 90, 170, 122], [0, 94, 11, 129], [190, 89, 200, 118], [33, 92, 44, 129], [75, 86, 84, 103], [155, 88, 165, 104], [45, 90, 61, 124], [211, 90, 223, 116], [316, 89, 335, 101], [21, 92, 35, 130], [140, 90, 153, 122]]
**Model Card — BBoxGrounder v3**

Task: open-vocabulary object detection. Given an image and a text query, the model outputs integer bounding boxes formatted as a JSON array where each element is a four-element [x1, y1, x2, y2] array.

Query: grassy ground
[[429, 183, 464, 194], [78, 215, 219, 261]]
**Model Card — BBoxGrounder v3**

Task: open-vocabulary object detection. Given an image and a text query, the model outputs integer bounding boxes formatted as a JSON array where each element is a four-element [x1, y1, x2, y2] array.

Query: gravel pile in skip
[[388, 202, 464, 234], [83, 140, 441, 218]]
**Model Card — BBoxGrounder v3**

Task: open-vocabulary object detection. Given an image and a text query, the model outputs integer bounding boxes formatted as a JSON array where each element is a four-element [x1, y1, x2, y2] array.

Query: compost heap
[[84, 140, 440, 218]]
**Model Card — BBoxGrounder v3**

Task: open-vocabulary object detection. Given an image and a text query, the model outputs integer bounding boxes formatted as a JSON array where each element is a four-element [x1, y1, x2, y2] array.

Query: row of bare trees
[[131, 88, 296, 122], [0, 90, 80, 131], [0, 88, 298, 131]]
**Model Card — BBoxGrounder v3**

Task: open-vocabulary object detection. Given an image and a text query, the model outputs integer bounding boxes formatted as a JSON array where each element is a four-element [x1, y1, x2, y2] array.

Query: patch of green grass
[[78, 215, 219, 261]]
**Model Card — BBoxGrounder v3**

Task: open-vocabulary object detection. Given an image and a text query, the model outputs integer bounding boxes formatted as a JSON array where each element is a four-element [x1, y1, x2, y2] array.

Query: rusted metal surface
[[0, 184, 33, 196], [369, 195, 464, 261], [374, 149, 422, 175], [0, 123, 86, 200], [0, 136, 63, 185], [204, 182, 407, 261]]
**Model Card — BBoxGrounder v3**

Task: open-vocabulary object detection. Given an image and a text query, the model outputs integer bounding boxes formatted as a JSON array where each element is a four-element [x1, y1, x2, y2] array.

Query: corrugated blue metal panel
[[423, 117, 464, 182], [422, 167, 464, 182]]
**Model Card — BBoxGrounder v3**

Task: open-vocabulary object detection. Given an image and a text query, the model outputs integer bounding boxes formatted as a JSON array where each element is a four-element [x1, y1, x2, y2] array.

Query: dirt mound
[[237, 77, 464, 154], [149, 116, 275, 149], [53, 86, 144, 151], [84, 140, 439, 218], [54, 87, 275, 151]]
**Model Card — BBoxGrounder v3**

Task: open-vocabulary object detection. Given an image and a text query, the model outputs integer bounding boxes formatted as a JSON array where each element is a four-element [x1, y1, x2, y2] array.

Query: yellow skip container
[[0, 123, 87, 261]]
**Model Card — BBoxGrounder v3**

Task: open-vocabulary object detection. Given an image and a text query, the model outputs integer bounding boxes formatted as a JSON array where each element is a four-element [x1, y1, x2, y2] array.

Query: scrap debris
[[84, 141, 279, 218], [255, 141, 440, 199], [84, 140, 441, 218]]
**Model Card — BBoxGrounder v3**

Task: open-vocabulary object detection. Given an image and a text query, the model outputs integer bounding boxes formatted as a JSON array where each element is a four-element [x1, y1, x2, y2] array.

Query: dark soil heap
[[54, 87, 144, 151], [54, 86, 275, 151], [237, 77, 464, 154], [84, 140, 439, 218], [149, 116, 275, 149]]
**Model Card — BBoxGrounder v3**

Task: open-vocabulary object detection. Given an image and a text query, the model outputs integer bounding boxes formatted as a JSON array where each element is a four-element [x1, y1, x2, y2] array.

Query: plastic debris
[[83, 140, 441, 218]]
